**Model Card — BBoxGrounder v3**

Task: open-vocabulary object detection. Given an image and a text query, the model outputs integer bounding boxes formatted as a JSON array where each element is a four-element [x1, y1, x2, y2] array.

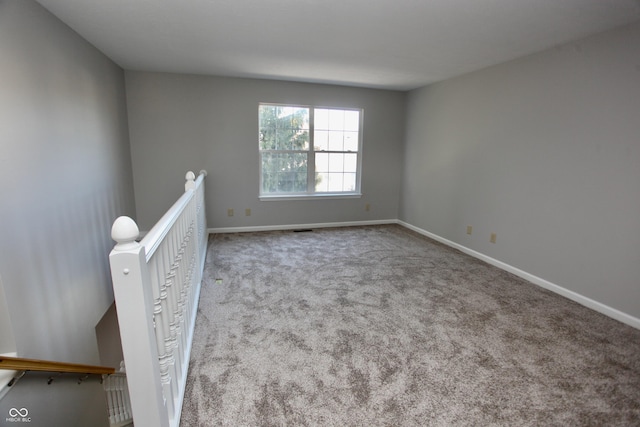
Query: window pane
[[291, 107, 310, 130], [315, 152, 329, 173], [259, 127, 276, 150], [327, 173, 344, 192], [276, 129, 309, 150], [344, 153, 358, 173], [274, 171, 307, 192], [315, 172, 328, 192], [329, 109, 345, 130], [293, 172, 307, 192], [279, 172, 296, 192], [315, 109, 329, 130], [344, 173, 356, 191], [328, 131, 343, 151], [259, 105, 276, 129], [275, 106, 288, 128], [262, 173, 273, 193], [328, 153, 344, 172], [314, 130, 329, 151], [276, 107, 309, 129], [344, 110, 359, 131], [275, 129, 286, 150], [259, 105, 309, 151], [261, 152, 307, 193], [344, 131, 358, 152]]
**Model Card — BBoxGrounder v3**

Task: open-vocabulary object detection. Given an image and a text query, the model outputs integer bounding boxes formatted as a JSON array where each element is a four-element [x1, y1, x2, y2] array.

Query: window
[[259, 104, 362, 198]]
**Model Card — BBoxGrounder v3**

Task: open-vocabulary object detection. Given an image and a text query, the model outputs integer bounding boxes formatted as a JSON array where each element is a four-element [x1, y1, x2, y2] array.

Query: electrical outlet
[[467, 225, 472, 235], [227, 208, 234, 217], [490, 233, 497, 244], [245, 208, 251, 216], [365, 203, 371, 212]]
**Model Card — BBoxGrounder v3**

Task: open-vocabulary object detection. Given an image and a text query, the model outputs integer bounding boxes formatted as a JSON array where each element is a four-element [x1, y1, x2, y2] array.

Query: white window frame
[[258, 103, 363, 201]]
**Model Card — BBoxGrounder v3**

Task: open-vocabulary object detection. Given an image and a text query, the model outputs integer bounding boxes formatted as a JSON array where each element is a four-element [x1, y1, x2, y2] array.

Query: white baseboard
[[208, 219, 397, 234], [398, 220, 640, 330]]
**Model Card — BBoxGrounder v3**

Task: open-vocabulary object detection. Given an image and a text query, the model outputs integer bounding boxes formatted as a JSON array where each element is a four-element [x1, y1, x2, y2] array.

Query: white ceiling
[[36, 0, 640, 91]]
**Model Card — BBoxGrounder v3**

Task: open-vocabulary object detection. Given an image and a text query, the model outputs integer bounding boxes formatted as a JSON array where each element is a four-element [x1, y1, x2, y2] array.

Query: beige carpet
[[180, 225, 640, 426]]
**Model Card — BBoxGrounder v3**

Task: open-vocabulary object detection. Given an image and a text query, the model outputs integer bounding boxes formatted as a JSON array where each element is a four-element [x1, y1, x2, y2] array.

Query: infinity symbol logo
[[8, 407, 28, 417]]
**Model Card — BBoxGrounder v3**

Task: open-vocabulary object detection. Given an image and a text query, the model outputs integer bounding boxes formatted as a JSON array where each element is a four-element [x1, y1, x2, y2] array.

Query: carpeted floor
[[180, 225, 640, 426]]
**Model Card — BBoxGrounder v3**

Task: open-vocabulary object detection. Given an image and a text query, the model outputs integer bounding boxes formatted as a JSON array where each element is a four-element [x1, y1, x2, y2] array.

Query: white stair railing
[[109, 171, 207, 427], [103, 363, 132, 427]]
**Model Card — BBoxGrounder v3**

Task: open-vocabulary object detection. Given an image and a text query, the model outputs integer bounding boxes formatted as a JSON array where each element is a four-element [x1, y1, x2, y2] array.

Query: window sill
[[259, 193, 362, 202]]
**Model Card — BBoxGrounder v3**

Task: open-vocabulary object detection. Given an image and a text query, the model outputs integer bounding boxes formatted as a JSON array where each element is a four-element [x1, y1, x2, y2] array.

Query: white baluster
[[105, 376, 116, 424]]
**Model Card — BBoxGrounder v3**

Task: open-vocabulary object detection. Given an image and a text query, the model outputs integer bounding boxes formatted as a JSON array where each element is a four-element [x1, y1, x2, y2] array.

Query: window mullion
[[307, 108, 315, 194]]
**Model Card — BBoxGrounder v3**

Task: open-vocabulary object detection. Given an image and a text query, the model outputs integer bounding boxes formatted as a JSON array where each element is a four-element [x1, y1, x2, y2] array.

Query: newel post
[[185, 171, 196, 191], [110, 216, 170, 427]]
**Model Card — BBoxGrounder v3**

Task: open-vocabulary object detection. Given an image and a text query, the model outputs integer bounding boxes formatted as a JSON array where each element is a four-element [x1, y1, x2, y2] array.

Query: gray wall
[[0, 0, 135, 366], [400, 23, 640, 319], [125, 72, 406, 231]]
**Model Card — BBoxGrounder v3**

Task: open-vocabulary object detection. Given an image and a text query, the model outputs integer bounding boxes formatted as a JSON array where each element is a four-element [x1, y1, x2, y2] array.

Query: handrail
[[0, 355, 115, 375], [142, 171, 207, 262]]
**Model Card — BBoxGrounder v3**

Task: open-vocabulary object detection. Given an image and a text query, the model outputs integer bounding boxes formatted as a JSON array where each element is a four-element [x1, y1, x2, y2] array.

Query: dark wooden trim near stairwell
[[0, 355, 115, 375]]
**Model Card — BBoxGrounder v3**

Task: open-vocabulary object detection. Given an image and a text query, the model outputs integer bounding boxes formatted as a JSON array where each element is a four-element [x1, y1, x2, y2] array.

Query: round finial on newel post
[[185, 171, 196, 190], [111, 216, 140, 251]]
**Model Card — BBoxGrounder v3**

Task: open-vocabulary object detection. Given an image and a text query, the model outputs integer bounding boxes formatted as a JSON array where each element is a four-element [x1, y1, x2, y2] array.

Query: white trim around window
[[258, 103, 363, 200]]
